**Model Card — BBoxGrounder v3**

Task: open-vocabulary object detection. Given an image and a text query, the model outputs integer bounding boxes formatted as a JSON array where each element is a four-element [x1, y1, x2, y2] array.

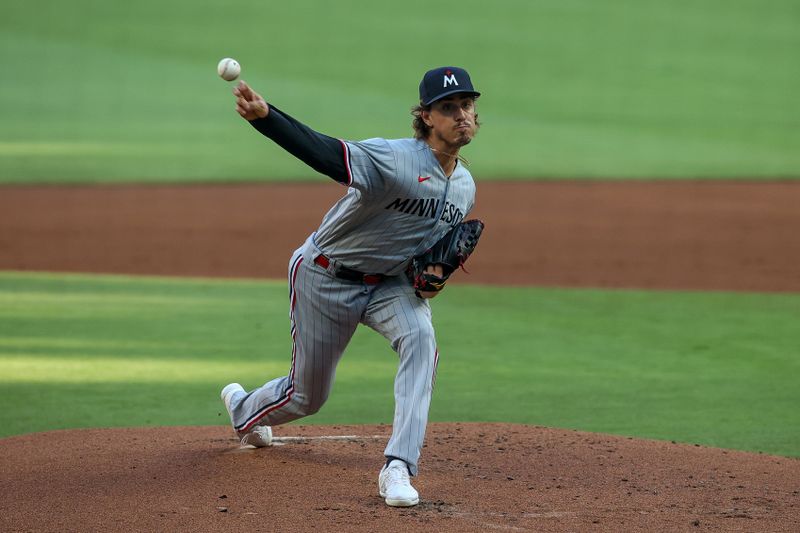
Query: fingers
[[423, 264, 445, 276], [235, 91, 249, 115], [235, 101, 258, 119], [232, 80, 268, 119], [234, 96, 268, 119], [233, 80, 253, 100], [234, 80, 264, 105]]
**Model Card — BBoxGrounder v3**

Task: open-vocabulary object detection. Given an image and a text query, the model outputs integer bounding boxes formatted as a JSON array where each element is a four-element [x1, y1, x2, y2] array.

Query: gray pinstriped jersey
[[313, 137, 476, 276]]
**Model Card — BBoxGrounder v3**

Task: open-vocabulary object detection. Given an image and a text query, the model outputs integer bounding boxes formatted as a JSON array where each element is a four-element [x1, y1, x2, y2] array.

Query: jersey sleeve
[[342, 138, 396, 196], [467, 188, 476, 215]]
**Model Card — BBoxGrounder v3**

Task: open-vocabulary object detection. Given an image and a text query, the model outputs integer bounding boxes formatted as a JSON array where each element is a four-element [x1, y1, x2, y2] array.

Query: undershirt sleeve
[[248, 105, 349, 184]]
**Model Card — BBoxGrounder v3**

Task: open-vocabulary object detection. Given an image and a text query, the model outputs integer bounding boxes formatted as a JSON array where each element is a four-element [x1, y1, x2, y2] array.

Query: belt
[[314, 254, 385, 285]]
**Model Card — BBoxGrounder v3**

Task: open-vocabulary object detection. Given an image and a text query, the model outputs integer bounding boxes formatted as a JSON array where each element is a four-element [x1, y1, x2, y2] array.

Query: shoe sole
[[241, 426, 272, 447], [383, 496, 419, 507], [379, 491, 419, 507]]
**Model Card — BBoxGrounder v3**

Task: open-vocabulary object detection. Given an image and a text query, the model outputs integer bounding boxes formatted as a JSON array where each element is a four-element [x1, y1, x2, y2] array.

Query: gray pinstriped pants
[[229, 235, 438, 476]]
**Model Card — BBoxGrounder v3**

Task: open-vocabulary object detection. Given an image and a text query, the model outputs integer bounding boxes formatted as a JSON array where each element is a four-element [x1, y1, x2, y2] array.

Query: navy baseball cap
[[419, 66, 480, 106]]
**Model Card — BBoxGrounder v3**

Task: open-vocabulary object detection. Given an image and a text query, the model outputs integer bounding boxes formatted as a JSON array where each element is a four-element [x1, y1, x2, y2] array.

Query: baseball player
[[221, 66, 481, 507]]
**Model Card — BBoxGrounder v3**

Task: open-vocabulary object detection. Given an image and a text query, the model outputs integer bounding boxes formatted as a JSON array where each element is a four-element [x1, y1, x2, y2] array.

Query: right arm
[[233, 81, 349, 184]]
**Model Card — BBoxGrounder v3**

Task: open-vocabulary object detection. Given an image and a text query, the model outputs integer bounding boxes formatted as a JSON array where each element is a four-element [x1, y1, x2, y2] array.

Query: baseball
[[217, 58, 241, 81]]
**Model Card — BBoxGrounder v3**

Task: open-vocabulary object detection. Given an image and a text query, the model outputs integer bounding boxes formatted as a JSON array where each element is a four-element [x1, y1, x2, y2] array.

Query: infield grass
[[1, 0, 799, 183], [1, 272, 798, 457]]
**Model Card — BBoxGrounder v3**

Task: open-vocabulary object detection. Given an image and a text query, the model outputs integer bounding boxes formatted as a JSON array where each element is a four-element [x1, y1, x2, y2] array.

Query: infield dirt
[[1, 181, 799, 292], [1, 181, 798, 532]]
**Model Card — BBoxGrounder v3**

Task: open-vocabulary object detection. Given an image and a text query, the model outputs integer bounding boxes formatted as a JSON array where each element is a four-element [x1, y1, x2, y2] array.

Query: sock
[[385, 456, 410, 474]]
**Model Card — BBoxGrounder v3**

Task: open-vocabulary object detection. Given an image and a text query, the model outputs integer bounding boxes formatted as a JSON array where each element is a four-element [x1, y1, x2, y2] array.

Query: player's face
[[425, 95, 478, 148]]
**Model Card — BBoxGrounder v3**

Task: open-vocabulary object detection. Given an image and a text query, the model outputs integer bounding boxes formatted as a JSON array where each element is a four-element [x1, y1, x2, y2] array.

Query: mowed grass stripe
[[1, 0, 799, 182], [0, 272, 797, 458]]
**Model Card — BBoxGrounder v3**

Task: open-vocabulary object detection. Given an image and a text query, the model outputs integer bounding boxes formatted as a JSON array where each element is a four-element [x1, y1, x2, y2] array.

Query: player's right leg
[[225, 241, 367, 433]]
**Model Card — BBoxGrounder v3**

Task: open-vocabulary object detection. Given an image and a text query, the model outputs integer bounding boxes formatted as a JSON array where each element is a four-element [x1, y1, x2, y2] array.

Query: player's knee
[[397, 322, 436, 353], [296, 402, 322, 417], [417, 321, 436, 344], [293, 392, 327, 417]]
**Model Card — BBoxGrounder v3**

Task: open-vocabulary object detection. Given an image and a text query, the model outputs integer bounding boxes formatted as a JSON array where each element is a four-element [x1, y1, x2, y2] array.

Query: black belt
[[314, 254, 385, 285]]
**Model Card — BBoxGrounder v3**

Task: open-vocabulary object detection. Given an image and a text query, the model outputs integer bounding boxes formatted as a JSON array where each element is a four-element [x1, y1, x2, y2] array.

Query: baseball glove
[[406, 219, 485, 298]]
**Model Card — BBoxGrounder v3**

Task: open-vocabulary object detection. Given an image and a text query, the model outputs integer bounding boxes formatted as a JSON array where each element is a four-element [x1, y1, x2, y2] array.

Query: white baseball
[[217, 58, 241, 81]]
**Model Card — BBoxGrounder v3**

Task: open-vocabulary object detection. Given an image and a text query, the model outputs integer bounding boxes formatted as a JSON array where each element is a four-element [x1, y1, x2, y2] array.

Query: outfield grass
[[1, 272, 798, 457], [1, 0, 798, 183]]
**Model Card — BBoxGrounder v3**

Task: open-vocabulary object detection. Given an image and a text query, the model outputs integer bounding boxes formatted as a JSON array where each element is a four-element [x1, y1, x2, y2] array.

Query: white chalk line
[[271, 435, 386, 445]]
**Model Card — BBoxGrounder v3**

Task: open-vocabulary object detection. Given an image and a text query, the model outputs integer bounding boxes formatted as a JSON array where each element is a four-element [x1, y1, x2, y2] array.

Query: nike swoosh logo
[[418, 176, 431, 183]]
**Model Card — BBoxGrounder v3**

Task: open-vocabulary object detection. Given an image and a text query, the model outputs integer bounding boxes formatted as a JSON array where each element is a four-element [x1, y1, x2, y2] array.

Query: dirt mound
[[1, 423, 797, 532]]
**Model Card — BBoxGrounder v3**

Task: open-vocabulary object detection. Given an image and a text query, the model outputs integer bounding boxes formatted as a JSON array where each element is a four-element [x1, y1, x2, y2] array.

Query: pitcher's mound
[[1, 423, 797, 532]]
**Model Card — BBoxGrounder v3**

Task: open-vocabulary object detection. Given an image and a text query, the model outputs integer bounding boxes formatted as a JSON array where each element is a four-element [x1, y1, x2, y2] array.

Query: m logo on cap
[[419, 66, 479, 105]]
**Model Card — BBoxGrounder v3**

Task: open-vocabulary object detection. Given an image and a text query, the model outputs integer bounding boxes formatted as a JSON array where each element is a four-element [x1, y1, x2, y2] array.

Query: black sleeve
[[248, 105, 349, 184]]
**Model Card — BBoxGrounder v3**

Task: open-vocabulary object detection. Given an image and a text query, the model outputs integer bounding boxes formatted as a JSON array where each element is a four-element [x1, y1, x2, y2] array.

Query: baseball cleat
[[220, 383, 273, 448], [240, 425, 272, 448], [378, 459, 419, 507]]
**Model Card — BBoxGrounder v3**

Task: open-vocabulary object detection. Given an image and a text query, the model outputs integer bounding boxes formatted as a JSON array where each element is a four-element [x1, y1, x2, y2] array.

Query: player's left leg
[[363, 276, 439, 478], [227, 244, 366, 433]]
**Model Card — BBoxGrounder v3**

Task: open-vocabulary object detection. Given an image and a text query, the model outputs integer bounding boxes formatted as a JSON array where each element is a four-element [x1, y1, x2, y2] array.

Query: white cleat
[[378, 459, 419, 507], [239, 425, 272, 447], [220, 383, 273, 448]]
